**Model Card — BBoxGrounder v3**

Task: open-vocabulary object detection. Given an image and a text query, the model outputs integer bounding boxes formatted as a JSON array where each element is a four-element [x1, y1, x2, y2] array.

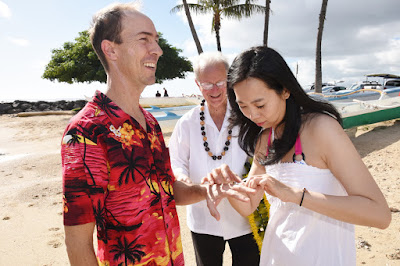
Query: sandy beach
[[0, 108, 399, 265]]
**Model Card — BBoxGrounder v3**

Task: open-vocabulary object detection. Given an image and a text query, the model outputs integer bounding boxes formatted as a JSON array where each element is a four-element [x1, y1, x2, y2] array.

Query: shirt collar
[[202, 100, 231, 130]]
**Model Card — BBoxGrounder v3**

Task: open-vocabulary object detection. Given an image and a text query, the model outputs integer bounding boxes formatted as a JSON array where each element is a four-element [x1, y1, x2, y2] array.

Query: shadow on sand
[[350, 119, 400, 158]]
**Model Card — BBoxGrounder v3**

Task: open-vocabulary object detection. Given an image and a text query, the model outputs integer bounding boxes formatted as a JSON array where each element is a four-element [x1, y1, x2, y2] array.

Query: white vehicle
[[346, 81, 382, 91], [322, 85, 347, 93], [383, 79, 400, 90], [365, 73, 400, 90]]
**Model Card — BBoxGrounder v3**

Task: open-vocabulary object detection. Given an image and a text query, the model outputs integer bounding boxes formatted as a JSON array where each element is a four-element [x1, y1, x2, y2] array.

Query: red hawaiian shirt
[[61, 91, 184, 265]]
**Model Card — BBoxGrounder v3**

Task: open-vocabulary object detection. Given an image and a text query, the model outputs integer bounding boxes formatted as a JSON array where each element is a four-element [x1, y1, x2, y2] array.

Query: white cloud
[[0, 1, 11, 18], [7, 36, 30, 47], [177, 0, 400, 88], [375, 39, 400, 72], [182, 38, 197, 56]]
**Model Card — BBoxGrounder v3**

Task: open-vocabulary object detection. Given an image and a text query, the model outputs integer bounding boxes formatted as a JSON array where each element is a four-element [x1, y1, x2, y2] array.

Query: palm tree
[[93, 200, 108, 242], [174, 0, 203, 54], [263, 0, 271, 46], [153, 160, 175, 203], [93, 93, 120, 117], [315, 0, 328, 93], [110, 236, 146, 265], [113, 148, 148, 186], [172, 0, 266, 51]]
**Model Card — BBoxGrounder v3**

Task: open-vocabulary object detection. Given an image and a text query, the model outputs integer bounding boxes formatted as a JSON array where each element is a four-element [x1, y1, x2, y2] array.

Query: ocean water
[[1, 74, 199, 102]]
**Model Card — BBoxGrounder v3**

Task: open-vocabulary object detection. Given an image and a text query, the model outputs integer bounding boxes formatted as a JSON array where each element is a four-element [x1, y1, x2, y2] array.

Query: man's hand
[[205, 183, 256, 220], [201, 164, 243, 185]]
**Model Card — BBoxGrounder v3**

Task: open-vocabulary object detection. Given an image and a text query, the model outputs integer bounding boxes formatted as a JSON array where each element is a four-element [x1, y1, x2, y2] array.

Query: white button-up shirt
[[168, 101, 251, 240]]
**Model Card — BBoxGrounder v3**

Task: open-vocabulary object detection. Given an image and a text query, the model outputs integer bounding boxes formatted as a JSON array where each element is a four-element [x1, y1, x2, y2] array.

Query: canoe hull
[[342, 106, 400, 129]]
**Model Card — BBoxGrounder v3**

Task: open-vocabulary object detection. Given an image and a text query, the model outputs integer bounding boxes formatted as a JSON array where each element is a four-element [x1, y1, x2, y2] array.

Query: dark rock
[[0, 103, 13, 114], [65, 101, 75, 109], [7, 108, 23, 114], [38, 103, 50, 111], [0, 99, 88, 115], [20, 103, 32, 110], [74, 100, 87, 109]]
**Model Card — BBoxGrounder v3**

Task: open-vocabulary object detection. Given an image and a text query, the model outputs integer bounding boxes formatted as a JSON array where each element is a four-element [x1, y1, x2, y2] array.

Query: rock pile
[[0, 100, 87, 115]]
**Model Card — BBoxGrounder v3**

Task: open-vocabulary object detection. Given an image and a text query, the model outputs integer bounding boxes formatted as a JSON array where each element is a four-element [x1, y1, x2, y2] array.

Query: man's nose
[[211, 83, 219, 90], [151, 41, 163, 57]]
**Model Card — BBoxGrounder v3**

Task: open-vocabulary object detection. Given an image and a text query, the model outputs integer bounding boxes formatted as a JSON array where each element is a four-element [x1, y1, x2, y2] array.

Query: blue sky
[[1, 0, 399, 101]]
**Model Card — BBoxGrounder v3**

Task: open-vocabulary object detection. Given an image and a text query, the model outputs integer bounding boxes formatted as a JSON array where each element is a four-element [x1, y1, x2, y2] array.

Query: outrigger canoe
[[334, 96, 400, 129]]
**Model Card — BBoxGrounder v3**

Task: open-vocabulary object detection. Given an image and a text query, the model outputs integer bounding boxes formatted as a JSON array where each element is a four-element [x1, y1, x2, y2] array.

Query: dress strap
[[294, 134, 302, 155], [293, 134, 306, 163], [266, 129, 306, 163]]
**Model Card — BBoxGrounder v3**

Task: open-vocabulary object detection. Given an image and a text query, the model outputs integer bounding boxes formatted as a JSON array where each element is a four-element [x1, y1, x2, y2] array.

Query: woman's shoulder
[[301, 113, 344, 145], [303, 113, 341, 132]]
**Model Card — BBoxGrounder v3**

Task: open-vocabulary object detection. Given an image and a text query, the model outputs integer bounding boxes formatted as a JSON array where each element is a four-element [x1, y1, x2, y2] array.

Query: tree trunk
[[263, 0, 271, 46], [214, 14, 222, 51], [315, 0, 328, 93], [182, 0, 203, 54], [216, 29, 222, 51]]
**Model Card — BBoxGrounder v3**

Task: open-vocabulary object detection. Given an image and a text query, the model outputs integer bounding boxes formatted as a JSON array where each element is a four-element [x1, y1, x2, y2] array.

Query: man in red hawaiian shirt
[[61, 3, 250, 266]]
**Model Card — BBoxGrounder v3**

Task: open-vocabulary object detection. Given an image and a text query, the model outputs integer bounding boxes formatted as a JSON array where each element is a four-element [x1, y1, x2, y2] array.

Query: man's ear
[[101, 40, 118, 61]]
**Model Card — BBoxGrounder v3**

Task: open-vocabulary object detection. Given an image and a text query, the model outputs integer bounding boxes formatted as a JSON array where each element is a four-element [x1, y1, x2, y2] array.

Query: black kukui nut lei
[[200, 99, 232, 160]]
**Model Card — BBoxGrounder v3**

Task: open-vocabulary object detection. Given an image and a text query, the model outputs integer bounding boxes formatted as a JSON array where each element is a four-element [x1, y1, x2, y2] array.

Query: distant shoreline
[[0, 95, 203, 103], [0, 96, 203, 115], [139, 96, 202, 108]]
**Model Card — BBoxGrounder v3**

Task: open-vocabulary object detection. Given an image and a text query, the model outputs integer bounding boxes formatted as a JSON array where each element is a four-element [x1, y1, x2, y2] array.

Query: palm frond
[[222, 4, 266, 19], [170, 4, 184, 13], [219, 0, 242, 6], [171, 3, 211, 15]]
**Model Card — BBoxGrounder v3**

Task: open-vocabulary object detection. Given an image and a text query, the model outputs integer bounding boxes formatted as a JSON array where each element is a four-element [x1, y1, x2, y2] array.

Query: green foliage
[[42, 31, 105, 84], [42, 31, 192, 84], [172, 1, 266, 30], [155, 34, 192, 83], [171, 0, 265, 51]]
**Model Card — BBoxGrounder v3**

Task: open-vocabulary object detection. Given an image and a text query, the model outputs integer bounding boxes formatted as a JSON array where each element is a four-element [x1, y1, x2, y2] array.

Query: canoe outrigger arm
[[308, 88, 387, 100]]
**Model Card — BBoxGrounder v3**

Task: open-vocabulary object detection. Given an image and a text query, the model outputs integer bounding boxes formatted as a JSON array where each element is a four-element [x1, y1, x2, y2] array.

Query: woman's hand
[[205, 183, 256, 220], [245, 175, 299, 204]]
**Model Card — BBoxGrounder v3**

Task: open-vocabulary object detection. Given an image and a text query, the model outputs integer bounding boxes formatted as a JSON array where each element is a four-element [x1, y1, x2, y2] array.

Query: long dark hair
[[228, 46, 342, 165]]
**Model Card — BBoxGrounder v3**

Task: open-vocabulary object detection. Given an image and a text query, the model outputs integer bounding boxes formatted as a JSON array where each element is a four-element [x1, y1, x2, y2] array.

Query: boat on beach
[[308, 74, 400, 128], [143, 86, 400, 129], [335, 96, 400, 129], [308, 74, 400, 103], [145, 95, 400, 130]]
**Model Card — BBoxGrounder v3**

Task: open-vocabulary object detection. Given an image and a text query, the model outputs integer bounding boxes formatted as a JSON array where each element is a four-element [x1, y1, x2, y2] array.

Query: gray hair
[[193, 51, 229, 79]]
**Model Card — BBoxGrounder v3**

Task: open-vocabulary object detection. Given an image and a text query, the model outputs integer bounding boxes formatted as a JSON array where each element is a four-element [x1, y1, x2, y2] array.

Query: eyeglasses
[[199, 80, 227, 90]]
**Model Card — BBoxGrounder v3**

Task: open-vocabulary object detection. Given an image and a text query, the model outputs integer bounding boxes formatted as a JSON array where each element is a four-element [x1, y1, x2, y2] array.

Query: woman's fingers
[[244, 175, 267, 188], [230, 184, 258, 195]]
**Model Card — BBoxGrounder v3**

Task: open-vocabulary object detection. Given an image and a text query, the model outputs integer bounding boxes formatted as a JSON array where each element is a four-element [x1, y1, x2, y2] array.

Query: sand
[[0, 112, 399, 265]]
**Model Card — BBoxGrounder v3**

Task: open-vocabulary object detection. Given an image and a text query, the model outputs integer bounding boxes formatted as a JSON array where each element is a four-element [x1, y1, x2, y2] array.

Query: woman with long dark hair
[[209, 46, 391, 265]]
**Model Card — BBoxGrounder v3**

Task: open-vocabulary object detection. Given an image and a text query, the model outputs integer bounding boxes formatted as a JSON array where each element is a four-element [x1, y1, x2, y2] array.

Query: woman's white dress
[[260, 162, 356, 265]]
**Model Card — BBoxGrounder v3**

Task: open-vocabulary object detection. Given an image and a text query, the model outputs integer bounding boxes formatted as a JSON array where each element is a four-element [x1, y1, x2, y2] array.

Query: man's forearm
[[173, 180, 207, 205], [65, 223, 98, 266], [66, 244, 98, 266]]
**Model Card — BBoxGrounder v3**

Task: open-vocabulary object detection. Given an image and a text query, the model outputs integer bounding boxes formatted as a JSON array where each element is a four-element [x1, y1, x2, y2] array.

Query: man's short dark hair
[[89, 3, 139, 72]]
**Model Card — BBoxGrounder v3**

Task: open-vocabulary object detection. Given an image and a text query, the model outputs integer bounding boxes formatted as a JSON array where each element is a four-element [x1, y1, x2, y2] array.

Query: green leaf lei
[[243, 158, 270, 253]]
